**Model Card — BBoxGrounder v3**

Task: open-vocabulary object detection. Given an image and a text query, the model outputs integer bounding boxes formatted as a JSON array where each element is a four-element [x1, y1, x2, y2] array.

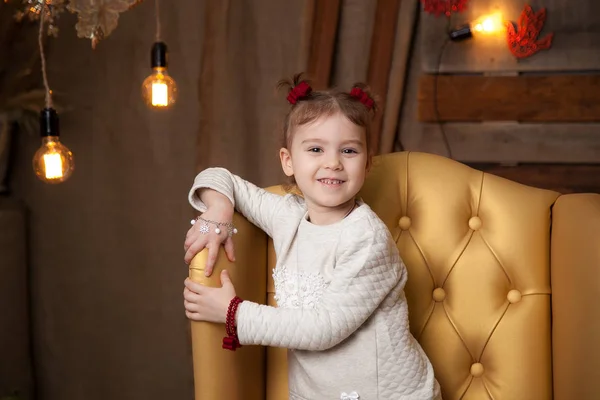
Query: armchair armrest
[[551, 193, 600, 400], [189, 212, 269, 400]]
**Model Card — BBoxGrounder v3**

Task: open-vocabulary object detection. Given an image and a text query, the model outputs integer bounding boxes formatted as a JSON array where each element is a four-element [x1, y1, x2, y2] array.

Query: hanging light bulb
[[142, 42, 177, 108], [33, 2, 74, 184], [32, 108, 74, 183]]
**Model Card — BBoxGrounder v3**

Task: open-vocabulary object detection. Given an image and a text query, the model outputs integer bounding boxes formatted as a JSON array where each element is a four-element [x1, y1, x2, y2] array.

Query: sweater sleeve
[[236, 222, 405, 351], [188, 167, 299, 238]]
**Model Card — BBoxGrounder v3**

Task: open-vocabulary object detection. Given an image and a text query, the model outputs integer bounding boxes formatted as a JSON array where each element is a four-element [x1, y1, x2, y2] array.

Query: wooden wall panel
[[399, 0, 600, 189], [420, 0, 600, 73], [470, 163, 600, 194], [417, 123, 600, 163], [398, 33, 600, 164], [418, 74, 600, 122]]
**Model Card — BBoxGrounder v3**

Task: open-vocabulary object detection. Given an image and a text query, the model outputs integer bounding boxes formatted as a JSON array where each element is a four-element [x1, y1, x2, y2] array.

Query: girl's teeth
[[320, 179, 342, 184]]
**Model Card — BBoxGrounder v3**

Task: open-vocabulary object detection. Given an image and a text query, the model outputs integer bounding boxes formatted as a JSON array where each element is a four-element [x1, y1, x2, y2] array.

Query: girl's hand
[[184, 190, 236, 276], [183, 271, 237, 323]]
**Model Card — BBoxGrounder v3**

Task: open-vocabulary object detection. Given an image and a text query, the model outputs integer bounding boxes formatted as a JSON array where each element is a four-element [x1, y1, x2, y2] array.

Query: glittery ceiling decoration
[[7, 0, 141, 47]]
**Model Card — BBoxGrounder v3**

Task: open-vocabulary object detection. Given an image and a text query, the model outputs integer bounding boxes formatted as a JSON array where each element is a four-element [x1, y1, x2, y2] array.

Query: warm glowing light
[[142, 67, 177, 109], [32, 137, 74, 184], [43, 152, 63, 179], [471, 13, 504, 35], [151, 81, 168, 106]]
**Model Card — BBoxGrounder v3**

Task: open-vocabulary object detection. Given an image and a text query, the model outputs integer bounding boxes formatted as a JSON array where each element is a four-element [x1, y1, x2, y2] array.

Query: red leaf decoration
[[420, 0, 468, 17], [506, 5, 554, 59]]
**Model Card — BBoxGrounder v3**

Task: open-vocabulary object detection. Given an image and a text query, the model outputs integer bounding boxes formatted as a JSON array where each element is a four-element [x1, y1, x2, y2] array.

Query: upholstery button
[[398, 216, 411, 230], [432, 288, 446, 302], [470, 363, 484, 377], [468, 216, 482, 230], [507, 289, 522, 304]]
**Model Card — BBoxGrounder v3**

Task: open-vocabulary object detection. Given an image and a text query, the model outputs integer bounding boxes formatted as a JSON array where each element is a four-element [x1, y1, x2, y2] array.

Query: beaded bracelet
[[190, 216, 238, 237], [223, 296, 243, 351]]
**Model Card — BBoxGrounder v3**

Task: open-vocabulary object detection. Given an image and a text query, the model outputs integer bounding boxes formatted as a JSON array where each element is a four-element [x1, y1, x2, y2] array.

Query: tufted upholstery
[[189, 151, 600, 400]]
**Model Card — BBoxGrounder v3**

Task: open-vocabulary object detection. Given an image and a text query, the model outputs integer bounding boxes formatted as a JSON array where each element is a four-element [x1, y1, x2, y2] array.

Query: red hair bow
[[287, 81, 312, 105], [350, 87, 374, 110]]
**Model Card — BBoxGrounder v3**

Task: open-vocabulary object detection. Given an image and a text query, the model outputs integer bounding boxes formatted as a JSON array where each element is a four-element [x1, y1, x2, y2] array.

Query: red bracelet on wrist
[[223, 296, 243, 351]]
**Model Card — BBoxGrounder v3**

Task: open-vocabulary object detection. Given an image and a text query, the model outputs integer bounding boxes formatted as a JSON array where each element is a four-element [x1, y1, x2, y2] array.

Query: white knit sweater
[[189, 168, 441, 400]]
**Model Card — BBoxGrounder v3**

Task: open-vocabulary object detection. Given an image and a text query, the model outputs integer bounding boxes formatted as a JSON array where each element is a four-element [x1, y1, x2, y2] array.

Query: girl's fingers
[[184, 238, 208, 264], [184, 278, 205, 294], [224, 236, 236, 262], [185, 310, 202, 321], [205, 241, 220, 276], [183, 299, 197, 312]]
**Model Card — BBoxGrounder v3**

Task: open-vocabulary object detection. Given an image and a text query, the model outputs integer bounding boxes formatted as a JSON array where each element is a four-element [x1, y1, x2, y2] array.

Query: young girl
[[182, 75, 441, 400]]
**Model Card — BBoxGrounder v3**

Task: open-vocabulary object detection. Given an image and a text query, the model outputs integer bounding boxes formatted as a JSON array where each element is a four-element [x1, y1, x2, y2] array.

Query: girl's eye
[[342, 148, 358, 154], [308, 147, 323, 153]]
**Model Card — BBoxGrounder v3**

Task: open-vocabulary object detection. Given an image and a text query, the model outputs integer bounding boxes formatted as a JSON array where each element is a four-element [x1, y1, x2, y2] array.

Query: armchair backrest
[[189, 151, 564, 400], [265, 151, 560, 399]]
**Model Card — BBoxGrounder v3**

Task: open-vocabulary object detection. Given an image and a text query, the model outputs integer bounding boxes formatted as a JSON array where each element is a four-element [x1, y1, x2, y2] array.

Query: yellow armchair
[[189, 152, 600, 400]]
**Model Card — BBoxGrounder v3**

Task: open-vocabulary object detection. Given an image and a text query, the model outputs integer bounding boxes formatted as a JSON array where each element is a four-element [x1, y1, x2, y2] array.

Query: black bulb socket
[[151, 42, 168, 68], [40, 107, 60, 138], [449, 25, 473, 41]]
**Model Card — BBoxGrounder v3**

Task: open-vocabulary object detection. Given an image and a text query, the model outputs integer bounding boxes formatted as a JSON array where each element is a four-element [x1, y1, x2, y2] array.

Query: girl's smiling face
[[279, 113, 369, 223]]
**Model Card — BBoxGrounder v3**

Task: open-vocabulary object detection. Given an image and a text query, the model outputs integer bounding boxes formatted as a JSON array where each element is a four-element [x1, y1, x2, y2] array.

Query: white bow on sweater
[[340, 391, 360, 400]]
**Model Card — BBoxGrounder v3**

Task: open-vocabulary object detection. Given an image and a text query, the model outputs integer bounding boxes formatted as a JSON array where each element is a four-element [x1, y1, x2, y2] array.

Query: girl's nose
[[324, 154, 342, 170]]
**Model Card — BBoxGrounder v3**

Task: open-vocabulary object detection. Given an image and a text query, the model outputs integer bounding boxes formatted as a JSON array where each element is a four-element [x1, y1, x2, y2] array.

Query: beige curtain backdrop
[[196, 0, 314, 187], [6, 1, 418, 399], [10, 2, 204, 399], [199, 0, 419, 186]]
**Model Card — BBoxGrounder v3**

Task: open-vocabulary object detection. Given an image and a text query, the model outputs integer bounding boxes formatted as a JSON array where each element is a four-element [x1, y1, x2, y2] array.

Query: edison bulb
[[142, 42, 177, 109], [142, 67, 177, 108], [32, 136, 74, 183], [449, 12, 505, 41], [471, 13, 504, 35], [33, 108, 74, 184]]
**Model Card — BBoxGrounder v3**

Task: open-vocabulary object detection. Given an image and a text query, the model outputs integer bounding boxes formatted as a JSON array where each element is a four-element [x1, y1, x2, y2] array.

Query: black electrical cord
[[434, 17, 455, 159], [434, 38, 453, 159]]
